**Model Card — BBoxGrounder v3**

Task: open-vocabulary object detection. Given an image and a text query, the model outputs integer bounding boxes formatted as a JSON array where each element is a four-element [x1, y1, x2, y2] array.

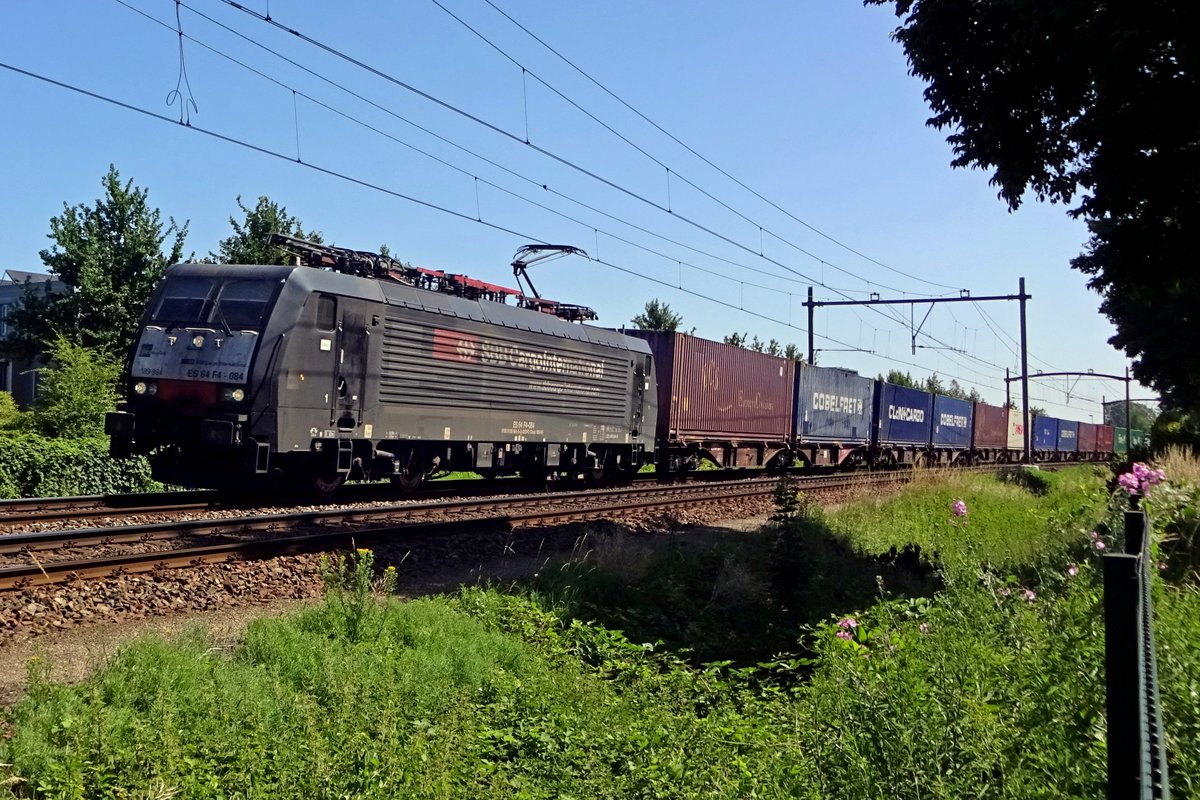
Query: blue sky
[[0, 0, 1149, 420]]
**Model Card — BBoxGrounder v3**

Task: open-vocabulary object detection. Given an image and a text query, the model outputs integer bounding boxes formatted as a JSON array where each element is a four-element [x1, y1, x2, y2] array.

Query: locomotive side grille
[[379, 315, 631, 421]]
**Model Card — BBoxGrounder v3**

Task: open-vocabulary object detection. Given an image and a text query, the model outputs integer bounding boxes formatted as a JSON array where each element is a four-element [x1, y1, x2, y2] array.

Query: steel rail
[[0, 472, 896, 589]]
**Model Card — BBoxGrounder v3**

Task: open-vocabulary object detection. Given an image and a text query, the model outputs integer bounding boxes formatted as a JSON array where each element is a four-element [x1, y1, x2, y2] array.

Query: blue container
[[1033, 416, 1059, 451], [793, 364, 875, 444], [874, 382, 933, 447], [1057, 419, 1079, 452], [932, 395, 974, 448]]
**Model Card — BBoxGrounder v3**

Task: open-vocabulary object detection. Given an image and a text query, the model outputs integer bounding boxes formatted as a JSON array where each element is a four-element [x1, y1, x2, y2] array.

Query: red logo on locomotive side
[[432, 329, 480, 362]]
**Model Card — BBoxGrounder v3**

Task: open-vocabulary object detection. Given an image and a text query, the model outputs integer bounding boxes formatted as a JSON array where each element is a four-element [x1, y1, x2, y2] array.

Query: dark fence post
[[1104, 506, 1171, 800], [1104, 550, 1143, 797]]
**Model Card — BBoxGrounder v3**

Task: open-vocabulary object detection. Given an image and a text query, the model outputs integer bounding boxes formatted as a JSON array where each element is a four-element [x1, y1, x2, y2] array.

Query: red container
[[1077, 421, 1099, 454], [624, 331, 794, 441], [971, 401, 1008, 449], [1097, 424, 1115, 453]]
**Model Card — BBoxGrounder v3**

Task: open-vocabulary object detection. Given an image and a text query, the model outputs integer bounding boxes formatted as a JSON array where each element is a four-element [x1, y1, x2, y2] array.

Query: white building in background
[[0, 270, 66, 409]]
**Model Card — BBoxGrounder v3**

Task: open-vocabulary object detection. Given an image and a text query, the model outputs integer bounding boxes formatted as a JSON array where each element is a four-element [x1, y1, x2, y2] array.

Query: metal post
[[807, 286, 814, 365], [1006, 367, 1011, 408], [1019, 277, 1031, 464], [1126, 367, 1132, 454], [1104, 551, 1143, 798]]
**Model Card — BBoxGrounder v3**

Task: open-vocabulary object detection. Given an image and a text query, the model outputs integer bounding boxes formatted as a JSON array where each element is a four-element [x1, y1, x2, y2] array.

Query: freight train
[[105, 241, 1130, 493], [628, 329, 1128, 472]]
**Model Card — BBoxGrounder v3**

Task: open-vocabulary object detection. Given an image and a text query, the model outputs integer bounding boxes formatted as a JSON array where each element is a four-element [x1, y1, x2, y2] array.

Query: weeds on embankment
[[3, 466, 1200, 798]]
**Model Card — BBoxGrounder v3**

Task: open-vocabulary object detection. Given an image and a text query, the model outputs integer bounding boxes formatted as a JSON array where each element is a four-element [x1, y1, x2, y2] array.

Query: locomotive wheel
[[310, 470, 346, 498], [391, 469, 424, 491]]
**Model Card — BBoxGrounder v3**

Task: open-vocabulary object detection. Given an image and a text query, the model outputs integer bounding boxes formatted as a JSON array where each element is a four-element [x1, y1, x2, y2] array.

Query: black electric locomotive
[[106, 240, 657, 493]]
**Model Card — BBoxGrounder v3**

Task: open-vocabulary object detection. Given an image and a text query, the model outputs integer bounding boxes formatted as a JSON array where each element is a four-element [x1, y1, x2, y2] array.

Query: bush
[[32, 338, 121, 438], [0, 432, 157, 498], [0, 390, 31, 431]]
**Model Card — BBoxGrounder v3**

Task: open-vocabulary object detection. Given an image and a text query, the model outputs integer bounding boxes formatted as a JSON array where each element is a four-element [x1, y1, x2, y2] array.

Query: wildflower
[[1022, 589, 1036, 602], [1158, 561, 1168, 572], [1088, 530, 1099, 540], [951, 499, 968, 518], [836, 631, 852, 641], [1093, 539, 1106, 551], [998, 587, 1011, 597], [1067, 564, 1079, 577], [837, 617, 858, 630], [1119, 462, 1168, 496], [356, 548, 371, 556], [918, 623, 930, 634]]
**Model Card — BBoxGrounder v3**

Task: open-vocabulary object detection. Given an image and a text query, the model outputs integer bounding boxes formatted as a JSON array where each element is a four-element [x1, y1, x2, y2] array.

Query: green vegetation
[[4, 466, 1200, 797], [0, 434, 157, 498], [1, 165, 187, 363], [30, 339, 122, 439]]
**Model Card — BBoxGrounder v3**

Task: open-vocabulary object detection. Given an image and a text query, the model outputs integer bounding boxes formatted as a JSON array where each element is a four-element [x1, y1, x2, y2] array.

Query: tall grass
[[3, 467, 1199, 798]]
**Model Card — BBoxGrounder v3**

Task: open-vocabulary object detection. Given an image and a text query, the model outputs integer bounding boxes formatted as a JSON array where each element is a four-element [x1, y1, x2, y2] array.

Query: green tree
[[723, 332, 748, 348], [865, 0, 1200, 410], [784, 343, 803, 361], [923, 372, 945, 396], [879, 369, 918, 389], [0, 391, 30, 431], [630, 299, 683, 331], [2, 165, 188, 361], [212, 195, 323, 265], [32, 338, 122, 438], [1103, 400, 1159, 431]]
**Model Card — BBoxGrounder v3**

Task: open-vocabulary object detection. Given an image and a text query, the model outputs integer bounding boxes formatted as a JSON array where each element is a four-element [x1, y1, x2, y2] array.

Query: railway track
[[0, 471, 895, 590]]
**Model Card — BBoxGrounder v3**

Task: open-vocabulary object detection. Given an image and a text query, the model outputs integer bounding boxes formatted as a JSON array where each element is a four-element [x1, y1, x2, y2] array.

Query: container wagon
[[792, 363, 875, 467], [873, 381, 934, 465], [1057, 419, 1080, 459], [1033, 416, 1060, 460], [1077, 422, 1099, 461], [623, 331, 794, 470], [971, 401, 1010, 464], [1007, 408, 1027, 459], [931, 395, 973, 465], [1097, 424, 1115, 457]]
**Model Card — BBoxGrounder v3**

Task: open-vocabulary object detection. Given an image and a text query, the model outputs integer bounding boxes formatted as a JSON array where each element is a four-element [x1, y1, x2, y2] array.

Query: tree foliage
[[630, 299, 682, 331], [865, 0, 1200, 410], [33, 338, 122, 438], [2, 165, 188, 360], [212, 195, 323, 265]]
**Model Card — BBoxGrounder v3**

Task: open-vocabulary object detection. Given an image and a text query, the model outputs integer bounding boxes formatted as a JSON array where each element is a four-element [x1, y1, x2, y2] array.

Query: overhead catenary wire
[[186, 0, 1063, 393], [212, 0, 954, 301], [473, 0, 965, 293]]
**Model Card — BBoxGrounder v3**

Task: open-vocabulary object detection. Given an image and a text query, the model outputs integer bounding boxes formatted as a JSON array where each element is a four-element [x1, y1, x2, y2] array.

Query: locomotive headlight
[[133, 380, 157, 396], [191, 334, 206, 348], [133, 381, 148, 395], [221, 386, 246, 402]]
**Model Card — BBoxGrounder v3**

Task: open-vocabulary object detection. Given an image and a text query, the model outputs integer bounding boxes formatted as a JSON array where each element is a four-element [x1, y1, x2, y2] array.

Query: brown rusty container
[[1077, 421, 1100, 453], [1097, 424, 1115, 453], [623, 331, 795, 441], [972, 401, 1008, 449]]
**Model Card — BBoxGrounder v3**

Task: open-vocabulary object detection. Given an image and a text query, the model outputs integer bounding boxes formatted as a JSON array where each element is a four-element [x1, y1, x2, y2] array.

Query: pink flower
[[836, 630, 852, 640], [1118, 473, 1140, 494], [1094, 539, 1107, 551], [951, 499, 968, 518], [918, 623, 930, 634], [998, 587, 1011, 597], [1022, 589, 1036, 602], [837, 617, 858, 630], [1067, 564, 1079, 577], [1089, 530, 1099, 540], [1158, 561, 1168, 572]]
